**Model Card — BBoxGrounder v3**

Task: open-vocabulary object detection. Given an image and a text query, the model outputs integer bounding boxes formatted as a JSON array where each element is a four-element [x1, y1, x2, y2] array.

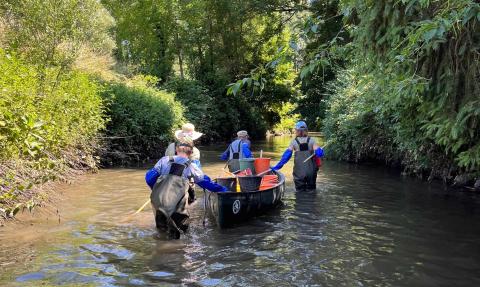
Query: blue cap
[[294, 121, 307, 130]]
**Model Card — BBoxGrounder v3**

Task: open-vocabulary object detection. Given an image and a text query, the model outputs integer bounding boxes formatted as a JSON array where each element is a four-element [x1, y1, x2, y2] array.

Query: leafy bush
[[101, 76, 184, 164], [0, 50, 106, 217], [323, 0, 480, 181]]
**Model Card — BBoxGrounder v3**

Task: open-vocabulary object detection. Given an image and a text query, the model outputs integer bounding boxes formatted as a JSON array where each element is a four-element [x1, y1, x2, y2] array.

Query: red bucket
[[254, 158, 271, 175]]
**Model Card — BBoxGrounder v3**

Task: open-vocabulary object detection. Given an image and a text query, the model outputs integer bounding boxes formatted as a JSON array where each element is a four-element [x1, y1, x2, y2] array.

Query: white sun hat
[[237, 130, 248, 138], [175, 123, 203, 141]]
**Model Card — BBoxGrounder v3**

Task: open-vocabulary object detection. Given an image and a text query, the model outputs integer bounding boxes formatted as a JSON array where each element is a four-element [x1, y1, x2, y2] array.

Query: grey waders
[[293, 137, 318, 191], [170, 142, 196, 203], [227, 140, 243, 172], [150, 157, 191, 239]]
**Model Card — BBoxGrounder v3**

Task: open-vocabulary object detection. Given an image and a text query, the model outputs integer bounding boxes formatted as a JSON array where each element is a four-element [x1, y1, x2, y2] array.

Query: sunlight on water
[[1, 136, 480, 286]]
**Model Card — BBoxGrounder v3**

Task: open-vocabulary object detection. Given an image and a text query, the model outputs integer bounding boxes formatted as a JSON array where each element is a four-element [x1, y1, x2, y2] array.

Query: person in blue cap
[[271, 121, 324, 191], [145, 142, 227, 238], [220, 130, 253, 172]]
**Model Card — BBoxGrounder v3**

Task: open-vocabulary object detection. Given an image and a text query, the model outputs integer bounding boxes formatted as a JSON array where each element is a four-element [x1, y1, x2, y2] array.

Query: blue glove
[[220, 149, 229, 161], [197, 175, 228, 192], [272, 148, 293, 170], [242, 143, 253, 158], [145, 168, 159, 189], [315, 147, 324, 158]]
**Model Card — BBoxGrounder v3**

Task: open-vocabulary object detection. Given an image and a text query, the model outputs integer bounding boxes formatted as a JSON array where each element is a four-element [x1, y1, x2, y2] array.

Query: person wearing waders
[[165, 123, 203, 203], [145, 143, 227, 239], [271, 121, 324, 191], [220, 130, 253, 172]]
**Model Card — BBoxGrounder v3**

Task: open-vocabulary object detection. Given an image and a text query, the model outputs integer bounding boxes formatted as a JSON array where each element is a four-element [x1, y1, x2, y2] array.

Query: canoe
[[205, 170, 286, 228]]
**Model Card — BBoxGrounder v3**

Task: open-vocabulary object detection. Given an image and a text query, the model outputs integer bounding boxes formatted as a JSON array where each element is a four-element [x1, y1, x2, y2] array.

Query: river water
[[1, 136, 480, 287]]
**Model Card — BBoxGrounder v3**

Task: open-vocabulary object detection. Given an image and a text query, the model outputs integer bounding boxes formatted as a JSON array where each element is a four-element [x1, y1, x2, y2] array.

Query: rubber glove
[[220, 149, 229, 161], [145, 168, 159, 189], [315, 147, 324, 158], [271, 149, 293, 171], [242, 143, 253, 158], [197, 175, 228, 192]]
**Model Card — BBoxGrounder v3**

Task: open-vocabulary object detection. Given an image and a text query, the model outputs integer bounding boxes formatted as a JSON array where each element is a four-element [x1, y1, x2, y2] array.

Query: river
[[1, 136, 480, 286]]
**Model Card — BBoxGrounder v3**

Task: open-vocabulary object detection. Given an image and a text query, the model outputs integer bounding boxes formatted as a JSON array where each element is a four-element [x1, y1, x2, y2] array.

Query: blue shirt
[[153, 156, 204, 182], [220, 140, 252, 160], [146, 156, 227, 192]]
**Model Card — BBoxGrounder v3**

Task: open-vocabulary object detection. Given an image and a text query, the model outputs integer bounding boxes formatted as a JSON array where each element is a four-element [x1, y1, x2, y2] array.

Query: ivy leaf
[[423, 28, 437, 42]]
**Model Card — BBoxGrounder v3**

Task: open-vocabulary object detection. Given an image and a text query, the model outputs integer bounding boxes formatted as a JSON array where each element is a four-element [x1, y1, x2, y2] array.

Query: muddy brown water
[[1, 136, 480, 286]]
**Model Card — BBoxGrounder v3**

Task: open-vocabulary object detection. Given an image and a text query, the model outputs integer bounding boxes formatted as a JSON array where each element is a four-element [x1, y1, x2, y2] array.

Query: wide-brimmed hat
[[237, 130, 249, 138], [175, 123, 203, 141]]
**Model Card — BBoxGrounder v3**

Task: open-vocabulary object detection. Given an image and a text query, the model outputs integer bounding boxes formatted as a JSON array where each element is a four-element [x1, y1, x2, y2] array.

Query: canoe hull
[[206, 171, 285, 228]]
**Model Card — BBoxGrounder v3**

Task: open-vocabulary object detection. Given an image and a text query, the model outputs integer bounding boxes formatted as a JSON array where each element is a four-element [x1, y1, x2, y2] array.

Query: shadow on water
[[1, 136, 480, 286]]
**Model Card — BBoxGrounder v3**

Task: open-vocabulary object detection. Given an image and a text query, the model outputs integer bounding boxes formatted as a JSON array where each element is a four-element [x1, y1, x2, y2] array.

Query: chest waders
[[293, 137, 318, 191], [171, 142, 196, 203], [150, 157, 191, 239], [227, 140, 243, 172]]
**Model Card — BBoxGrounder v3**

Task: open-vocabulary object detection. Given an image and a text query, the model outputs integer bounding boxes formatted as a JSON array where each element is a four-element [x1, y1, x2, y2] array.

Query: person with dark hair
[[271, 121, 324, 191], [220, 130, 253, 172], [146, 143, 227, 239]]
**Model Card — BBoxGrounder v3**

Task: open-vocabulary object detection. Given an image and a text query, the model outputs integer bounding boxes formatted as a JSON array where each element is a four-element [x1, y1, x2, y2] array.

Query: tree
[[1, 0, 115, 75]]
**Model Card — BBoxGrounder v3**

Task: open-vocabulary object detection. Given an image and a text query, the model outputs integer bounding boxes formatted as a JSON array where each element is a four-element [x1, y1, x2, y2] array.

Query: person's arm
[[145, 168, 159, 189], [146, 157, 166, 189], [192, 159, 202, 169], [189, 165, 227, 192], [196, 175, 228, 192], [220, 147, 230, 161], [271, 147, 293, 170], [242, 143, 252, 158], [186, 161, 228, 192]]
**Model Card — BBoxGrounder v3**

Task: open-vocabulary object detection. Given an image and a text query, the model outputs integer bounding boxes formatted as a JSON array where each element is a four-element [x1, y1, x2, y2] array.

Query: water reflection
[[1, 136, 480, 286]]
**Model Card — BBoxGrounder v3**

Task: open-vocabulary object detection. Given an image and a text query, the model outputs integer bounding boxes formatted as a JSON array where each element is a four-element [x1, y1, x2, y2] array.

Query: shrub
[[101, 76, 184, 164], [323, 0, 480, 181], [0, 50, 106, 217]]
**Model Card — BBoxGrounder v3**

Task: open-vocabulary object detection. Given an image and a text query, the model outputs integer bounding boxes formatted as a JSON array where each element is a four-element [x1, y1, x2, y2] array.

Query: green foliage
[[0, 50, 105, 161], [101, 76, 184, 163], [272, 102, 300, 133], [0, 49, 106, 217], [163, 77, 268, 141], [102, 0, 175, 80], [163, 78, 214, 139], [1, 0, 115, 71], [323, 0, 480, 179]]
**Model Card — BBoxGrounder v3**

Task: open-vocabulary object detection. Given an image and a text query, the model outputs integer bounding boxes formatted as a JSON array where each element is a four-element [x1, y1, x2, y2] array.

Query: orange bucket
[[254, 158, 271, 175]]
